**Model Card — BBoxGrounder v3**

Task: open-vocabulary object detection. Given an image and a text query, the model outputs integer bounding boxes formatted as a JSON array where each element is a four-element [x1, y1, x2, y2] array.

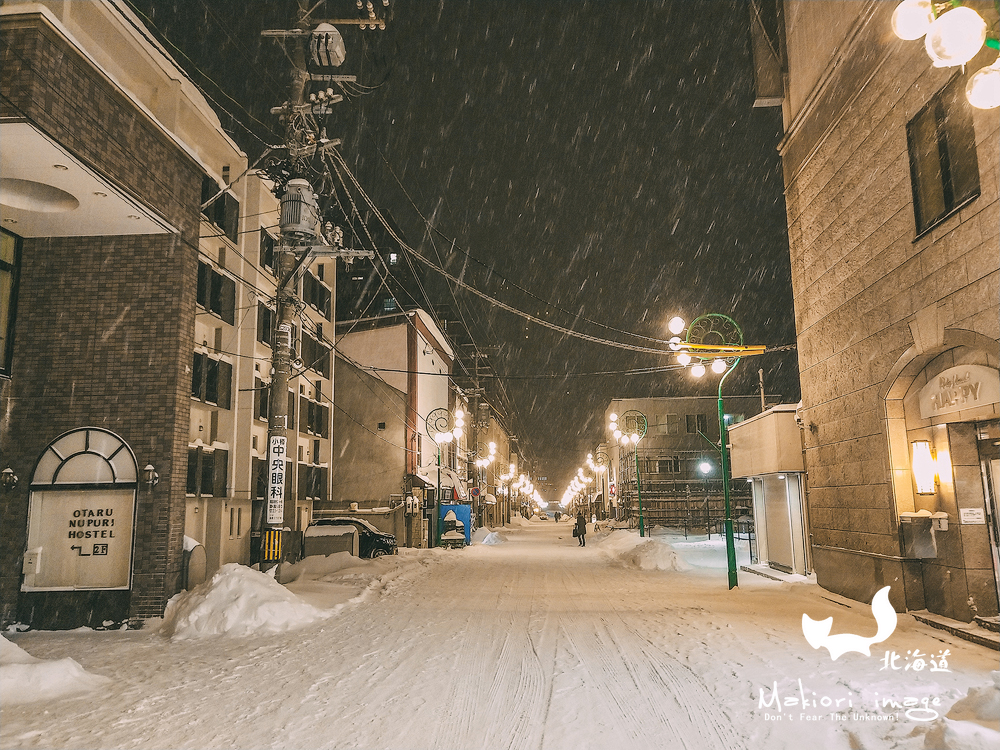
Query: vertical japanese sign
[[266, 435, 287, 525]]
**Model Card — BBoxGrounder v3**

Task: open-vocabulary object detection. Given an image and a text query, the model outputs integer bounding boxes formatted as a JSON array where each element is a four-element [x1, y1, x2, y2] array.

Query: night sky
[[132, 0, 798, 496]]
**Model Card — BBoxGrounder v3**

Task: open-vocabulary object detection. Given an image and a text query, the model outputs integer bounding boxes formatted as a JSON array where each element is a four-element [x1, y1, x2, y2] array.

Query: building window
[[186, 447, 229, 497], [254, 377, 270, 421], [907, 74, 980, 236], [388, 252, 399, 265], [382, 297, 398, 312], [686, 414, 708, 434], [0, 228, 21, 378], [658, 457, 680, 473], [298, 395, 330, 438], [257, 303, 274, 347], [196, 262, 236, 324], [300, 330, 331, 378], [259, 228, 276, 273], [302, 271, 332, 320], [192, 352, 232, 408], [201, 176, 240, 243]]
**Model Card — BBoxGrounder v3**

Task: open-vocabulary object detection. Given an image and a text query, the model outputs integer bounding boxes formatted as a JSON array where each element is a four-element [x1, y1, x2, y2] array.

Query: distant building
[[758, 2, 999, 622], [599, 396, 765, 530]]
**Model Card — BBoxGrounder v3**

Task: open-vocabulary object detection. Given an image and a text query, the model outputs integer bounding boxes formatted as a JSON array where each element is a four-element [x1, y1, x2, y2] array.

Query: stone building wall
[[779, 2, 999, 616]]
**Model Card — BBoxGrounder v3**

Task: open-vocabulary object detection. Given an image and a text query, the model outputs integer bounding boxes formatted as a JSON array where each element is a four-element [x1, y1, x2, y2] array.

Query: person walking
[[575, 511, 587, 547]]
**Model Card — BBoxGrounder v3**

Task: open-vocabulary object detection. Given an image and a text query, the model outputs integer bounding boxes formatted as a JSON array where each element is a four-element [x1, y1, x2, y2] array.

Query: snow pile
[[471, 527, 492, 544], [920, 670, 1000, 749], [277, 551, 359, 583], [0, 634, 110, 705], [480, 531, 507, 545], [508, 515, 533, 527], [597, 529, 692, 571], [667, 533, 751, 568], [158, 563, 329, 640]]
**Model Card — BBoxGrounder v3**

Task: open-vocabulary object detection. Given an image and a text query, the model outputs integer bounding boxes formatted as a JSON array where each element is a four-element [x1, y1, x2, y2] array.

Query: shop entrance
[[977, 420, 1000, 617]]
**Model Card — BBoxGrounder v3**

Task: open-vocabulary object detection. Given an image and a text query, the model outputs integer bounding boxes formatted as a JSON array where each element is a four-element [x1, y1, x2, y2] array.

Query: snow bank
[[470, 527, 508, 545], [666, 533, 751, 569], [921, 670, 1000, 748], [277, 551, 360, 583], [1, 634, 110, 705], [471, 527, 492, 544], [158, 563, 329, 640], [597, 530, 691, 571]]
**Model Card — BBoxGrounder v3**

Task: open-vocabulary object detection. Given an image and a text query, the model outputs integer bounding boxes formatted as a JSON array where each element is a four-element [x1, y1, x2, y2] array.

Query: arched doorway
[[22, 428, 138, 592], [882, 330, 1000, 622]]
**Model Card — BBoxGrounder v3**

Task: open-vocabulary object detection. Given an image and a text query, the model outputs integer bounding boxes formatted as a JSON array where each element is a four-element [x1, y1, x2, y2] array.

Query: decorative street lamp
[[609, 410, 648, 536], [586, 451, 608, 520], [426, 407, 463, 547], [891, 0, 1000, 109], [668, 312, 760, 590]]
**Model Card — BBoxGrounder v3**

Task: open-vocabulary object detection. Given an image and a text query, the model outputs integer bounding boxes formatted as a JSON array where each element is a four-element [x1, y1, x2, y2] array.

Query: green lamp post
[[610, 410, 647, 536], [668, 313, 760, 590]]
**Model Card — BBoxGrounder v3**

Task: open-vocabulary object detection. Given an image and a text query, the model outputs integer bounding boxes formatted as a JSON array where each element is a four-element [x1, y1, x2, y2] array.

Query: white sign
[[22, 489, 136, 591], [918, 365, 1000, 420], [266, 435, 287, 525], [959, 507, 986, 525]]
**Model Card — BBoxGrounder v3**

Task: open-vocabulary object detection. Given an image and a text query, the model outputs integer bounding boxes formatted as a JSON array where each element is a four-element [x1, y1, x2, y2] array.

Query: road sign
[[470, 487, 481, 497], [266, 435, 287, 525]]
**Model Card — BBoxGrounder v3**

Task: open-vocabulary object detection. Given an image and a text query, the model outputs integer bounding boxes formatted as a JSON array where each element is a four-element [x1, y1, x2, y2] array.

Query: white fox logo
[[802, 586, 897, 661]]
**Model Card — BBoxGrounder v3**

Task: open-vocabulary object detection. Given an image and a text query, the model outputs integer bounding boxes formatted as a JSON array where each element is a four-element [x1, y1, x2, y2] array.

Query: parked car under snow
[[306, 517, 397, 558]]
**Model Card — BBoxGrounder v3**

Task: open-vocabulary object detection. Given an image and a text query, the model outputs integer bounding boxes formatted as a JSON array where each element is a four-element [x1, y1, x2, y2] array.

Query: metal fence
[[617, 476, 753, 539]]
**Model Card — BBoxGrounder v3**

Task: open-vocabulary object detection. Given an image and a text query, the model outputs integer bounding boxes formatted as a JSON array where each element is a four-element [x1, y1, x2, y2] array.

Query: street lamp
[[669, 312, 758, 590], [891, 1, 1000, 108], [609, 410, 648, 536], [426, 407, 463, 547], [590, 450, 609, 519]]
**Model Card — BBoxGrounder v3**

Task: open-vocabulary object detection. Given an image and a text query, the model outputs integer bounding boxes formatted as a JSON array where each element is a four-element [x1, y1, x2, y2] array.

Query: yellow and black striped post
[[262, 529, 282, 564]]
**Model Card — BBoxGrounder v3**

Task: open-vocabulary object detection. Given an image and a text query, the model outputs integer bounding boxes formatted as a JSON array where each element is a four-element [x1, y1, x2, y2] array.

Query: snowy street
[[2, 519, 998, 750]]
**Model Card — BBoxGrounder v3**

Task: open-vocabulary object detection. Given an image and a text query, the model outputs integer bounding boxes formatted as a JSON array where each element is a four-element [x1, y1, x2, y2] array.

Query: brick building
[[759, 1, 999, 622], [0, 0, 334, 629]]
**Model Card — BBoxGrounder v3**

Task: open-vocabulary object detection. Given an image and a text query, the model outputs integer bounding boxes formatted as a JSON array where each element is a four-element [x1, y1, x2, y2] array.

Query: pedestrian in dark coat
[[575, 512, 587, 546]]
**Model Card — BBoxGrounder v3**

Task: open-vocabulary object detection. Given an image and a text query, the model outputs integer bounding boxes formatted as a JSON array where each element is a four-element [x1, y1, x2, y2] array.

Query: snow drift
[[0, 634, 111, 705], [597, 529, 692, 571], [158, 563, 329, 640], [920, 670, 1000, 749]]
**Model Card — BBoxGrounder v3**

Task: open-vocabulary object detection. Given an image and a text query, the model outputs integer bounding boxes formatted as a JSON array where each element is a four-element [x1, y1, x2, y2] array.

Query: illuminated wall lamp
[[911, 440, 937, 495]]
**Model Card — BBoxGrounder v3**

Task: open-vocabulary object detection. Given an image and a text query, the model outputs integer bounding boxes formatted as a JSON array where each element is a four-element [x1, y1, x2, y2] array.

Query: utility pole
[[256, 1, 383, 567]]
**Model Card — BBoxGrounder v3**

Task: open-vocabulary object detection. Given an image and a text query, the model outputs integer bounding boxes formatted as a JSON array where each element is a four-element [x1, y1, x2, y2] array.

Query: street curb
[[910, 611, 1000, 652]]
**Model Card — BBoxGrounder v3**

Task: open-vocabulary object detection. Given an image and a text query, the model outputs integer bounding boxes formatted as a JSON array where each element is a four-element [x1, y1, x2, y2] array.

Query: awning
[[406, 473, 432, 488], [415, 463, 468, 499]]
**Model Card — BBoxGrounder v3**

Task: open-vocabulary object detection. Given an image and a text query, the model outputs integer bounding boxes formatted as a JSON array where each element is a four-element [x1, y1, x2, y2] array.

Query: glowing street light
[[668, 312, 759, 590], [609, 410, 648, 536]]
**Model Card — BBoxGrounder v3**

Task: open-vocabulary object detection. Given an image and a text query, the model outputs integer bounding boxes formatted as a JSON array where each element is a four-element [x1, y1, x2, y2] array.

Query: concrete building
[[767, 1, 999, 622], [332, 309, 456, 546], [0, 0, 334, 629], [598, 396, 765, 531]]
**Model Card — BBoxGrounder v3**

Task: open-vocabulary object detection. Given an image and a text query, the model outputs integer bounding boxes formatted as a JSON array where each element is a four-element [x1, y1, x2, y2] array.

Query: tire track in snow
[[555, 558, 747, 749]]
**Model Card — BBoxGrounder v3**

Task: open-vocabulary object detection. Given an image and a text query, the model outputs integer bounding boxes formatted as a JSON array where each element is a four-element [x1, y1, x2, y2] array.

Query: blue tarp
[[439, 504, 472, 544]]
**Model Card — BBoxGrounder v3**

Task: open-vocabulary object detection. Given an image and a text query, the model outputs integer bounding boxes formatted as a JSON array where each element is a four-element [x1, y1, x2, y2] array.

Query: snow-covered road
[[2, 520, 997, 750]]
